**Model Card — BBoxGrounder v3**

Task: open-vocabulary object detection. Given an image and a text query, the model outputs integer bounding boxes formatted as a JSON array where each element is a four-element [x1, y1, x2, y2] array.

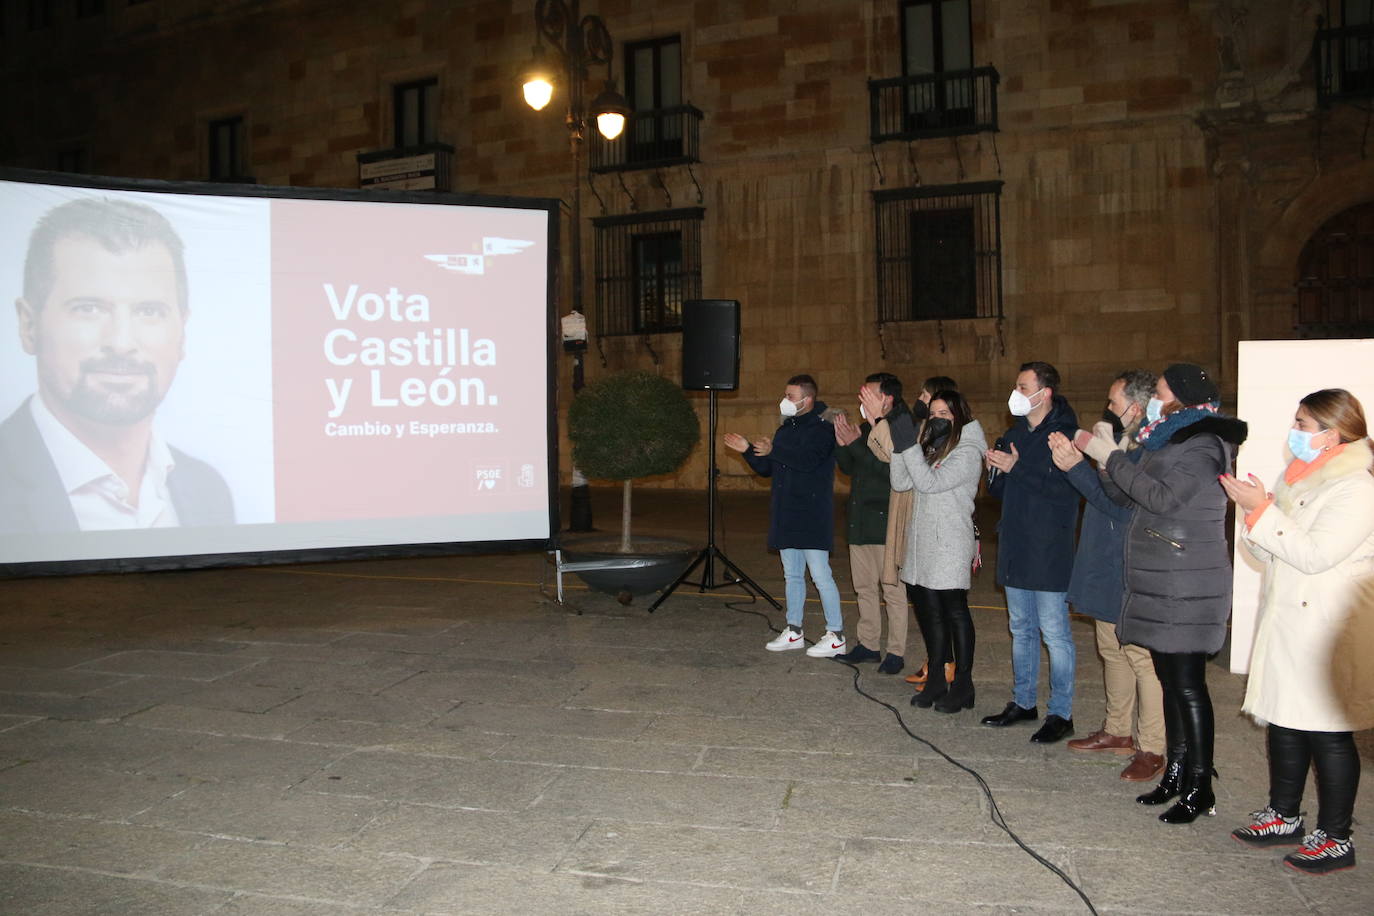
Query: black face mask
[[911, 399, 931, 421], [1100, 406, 1125, 440], [921, 416, 952, 449]]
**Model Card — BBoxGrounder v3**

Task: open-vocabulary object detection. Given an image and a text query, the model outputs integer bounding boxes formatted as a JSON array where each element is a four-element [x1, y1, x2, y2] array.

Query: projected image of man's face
[[0, 179, 551, 560], [22, 234, 186, 426]]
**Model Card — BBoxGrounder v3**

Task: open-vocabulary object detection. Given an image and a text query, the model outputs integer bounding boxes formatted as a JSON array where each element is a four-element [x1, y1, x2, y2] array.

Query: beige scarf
[[867, 419, 915, 586]]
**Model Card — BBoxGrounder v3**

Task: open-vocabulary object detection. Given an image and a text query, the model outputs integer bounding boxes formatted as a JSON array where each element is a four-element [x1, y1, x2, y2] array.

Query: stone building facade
[[1, 0, 1370, 492]]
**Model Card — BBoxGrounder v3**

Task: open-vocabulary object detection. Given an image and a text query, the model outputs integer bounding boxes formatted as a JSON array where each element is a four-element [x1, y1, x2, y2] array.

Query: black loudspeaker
[[681, 299, 740, 390]]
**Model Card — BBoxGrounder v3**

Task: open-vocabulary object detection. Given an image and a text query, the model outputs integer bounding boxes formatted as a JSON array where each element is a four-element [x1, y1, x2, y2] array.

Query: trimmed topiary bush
[[569, 370, 700, 552]]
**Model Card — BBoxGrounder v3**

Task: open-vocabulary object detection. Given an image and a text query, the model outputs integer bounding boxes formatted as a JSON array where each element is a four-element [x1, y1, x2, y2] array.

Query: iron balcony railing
[[589, 105, 703, 173], [869, 66, 999, 143], [1316, 20, 1374, 107]]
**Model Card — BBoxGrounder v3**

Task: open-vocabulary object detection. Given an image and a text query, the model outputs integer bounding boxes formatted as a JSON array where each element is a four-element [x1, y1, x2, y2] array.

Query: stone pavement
[[0, 489, 1370, 915]]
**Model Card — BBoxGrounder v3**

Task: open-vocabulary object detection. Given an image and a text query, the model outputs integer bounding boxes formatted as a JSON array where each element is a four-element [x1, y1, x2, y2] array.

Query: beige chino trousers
[[1096, 618, 1165, 755], [849, 543, 909, 657]]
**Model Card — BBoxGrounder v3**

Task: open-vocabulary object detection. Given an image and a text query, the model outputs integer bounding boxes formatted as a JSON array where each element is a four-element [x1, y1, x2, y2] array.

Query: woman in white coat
[[1221, 388, 1374, 875], [880, 388, 987, 713]]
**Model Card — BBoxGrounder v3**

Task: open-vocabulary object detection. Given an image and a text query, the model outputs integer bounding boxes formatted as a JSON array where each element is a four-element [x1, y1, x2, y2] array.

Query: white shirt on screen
[[28, 396, 181, 531]]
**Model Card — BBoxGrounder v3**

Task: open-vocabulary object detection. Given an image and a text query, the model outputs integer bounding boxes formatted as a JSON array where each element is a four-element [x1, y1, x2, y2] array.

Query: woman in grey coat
[[1077, 364, 1248, 826], [885, 389, 988, 713]]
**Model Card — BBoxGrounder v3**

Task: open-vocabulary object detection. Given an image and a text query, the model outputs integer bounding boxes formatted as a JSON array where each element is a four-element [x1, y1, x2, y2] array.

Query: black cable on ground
[[722, 595, 1099, 916], [560, 484, 1092, 911]]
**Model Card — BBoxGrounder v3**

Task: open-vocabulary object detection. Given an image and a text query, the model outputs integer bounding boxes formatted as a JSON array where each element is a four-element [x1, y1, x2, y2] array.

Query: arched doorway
[[1295, 201, 1374, 337]]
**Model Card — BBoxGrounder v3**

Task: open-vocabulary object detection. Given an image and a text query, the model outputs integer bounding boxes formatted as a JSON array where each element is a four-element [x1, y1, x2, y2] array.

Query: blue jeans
[[780, 548, 843, 633], [1004, 586, 1076, 719]]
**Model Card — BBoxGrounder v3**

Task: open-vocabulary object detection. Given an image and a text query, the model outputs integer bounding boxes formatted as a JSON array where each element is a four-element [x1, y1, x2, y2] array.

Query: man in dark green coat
[[832, 372, 910, 674]]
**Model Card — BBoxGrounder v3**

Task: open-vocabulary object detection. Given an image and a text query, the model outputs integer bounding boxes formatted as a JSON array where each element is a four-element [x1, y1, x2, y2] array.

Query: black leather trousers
[[1268, 723, 1361, 839], [907, 584, 976, 682], [1151, 651, 1214, 782]]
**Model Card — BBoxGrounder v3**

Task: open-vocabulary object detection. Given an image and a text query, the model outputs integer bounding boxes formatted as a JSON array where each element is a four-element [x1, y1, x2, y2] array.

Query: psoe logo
[[475, 466, 504, 491], [425, 238, 535, 276]]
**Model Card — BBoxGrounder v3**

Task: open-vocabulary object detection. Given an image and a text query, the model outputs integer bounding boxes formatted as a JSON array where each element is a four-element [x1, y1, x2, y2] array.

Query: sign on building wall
[[357, 145, 454, 192]]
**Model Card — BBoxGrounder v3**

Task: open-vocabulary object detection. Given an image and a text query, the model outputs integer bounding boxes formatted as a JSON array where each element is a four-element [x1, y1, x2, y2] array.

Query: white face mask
[[1008, 388, 1043, 417], [1287, 428, 1326, 463], [1145, 397, 1164, 424], [779, 397, 801, 417]]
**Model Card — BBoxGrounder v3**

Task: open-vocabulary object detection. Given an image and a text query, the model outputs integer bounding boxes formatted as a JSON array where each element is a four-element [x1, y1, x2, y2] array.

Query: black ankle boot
[[910, 673, 948, 708], [1159, 768, 1217, 824], [1136, 755, 1185, 806], [934, 676, 974, 713]]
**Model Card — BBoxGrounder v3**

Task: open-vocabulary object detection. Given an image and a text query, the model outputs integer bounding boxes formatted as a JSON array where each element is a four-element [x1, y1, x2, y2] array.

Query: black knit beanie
[[1162, 363, 1218, 407]]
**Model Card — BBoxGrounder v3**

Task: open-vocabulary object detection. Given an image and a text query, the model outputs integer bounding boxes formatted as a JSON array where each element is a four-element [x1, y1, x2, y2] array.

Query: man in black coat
[[982, 361, 1081, 743], [725, 373, 845, 657]]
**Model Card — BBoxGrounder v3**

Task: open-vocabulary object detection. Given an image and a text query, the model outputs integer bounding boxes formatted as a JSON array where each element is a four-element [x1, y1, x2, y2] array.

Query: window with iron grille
[[874, 181, 1002, 322], [625, 36, 683, 164], [1342, 0, 1373, 90], [1318, 1, 1374, 104], [592, 208, 703, 336], [208, 116, 250, 182], [394, 78, 439, 148]]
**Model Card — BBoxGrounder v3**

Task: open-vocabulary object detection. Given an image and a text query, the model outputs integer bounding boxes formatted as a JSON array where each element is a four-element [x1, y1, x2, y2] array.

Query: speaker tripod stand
[[648, 389, 779, 613]]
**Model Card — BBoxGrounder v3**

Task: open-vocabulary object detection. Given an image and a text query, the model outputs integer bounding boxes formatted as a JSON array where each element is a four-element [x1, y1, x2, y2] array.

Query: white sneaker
[[806, 631, 846, 658], [765, 627, 805, 652]]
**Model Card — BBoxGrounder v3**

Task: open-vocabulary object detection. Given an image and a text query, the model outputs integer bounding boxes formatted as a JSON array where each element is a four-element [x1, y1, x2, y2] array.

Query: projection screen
[[0, 170, 558, 576]]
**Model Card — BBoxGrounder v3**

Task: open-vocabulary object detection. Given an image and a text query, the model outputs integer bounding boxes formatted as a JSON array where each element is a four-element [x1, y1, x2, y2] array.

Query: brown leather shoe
[[1120, 751, 1166, 781], [1066, 729, 1134, 754], [904, 661, 955, 686]]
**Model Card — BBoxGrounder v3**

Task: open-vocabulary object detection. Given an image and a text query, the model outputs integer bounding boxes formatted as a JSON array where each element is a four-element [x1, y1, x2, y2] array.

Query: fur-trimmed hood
[[1168, 414, 1248, 446], [1275, 437, 1374, 512]]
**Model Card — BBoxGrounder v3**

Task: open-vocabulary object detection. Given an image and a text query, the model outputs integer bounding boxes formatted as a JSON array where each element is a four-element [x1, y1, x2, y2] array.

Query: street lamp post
[[522, 0, 630, 533]]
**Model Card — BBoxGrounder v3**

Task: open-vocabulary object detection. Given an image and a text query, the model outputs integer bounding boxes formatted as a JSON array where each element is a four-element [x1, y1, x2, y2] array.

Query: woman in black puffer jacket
[[1076, 363, 1247, 825]]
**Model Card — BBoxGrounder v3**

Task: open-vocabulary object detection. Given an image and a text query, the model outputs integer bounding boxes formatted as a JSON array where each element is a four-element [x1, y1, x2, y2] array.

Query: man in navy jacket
[[725, 374, 845, 657], [982, 361, 1081, 743]]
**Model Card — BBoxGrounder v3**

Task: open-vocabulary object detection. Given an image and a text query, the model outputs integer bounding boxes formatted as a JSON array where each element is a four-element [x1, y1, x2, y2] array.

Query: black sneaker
[[1284, 830, 1356, 875], [834, 644, 881, 663], [877, 653, 904, 674]]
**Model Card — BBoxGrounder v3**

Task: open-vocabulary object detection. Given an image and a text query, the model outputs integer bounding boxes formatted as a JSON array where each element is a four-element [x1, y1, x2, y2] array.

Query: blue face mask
[[1287, 428, 1325, 463], [1145, 397, 1164, 424]]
